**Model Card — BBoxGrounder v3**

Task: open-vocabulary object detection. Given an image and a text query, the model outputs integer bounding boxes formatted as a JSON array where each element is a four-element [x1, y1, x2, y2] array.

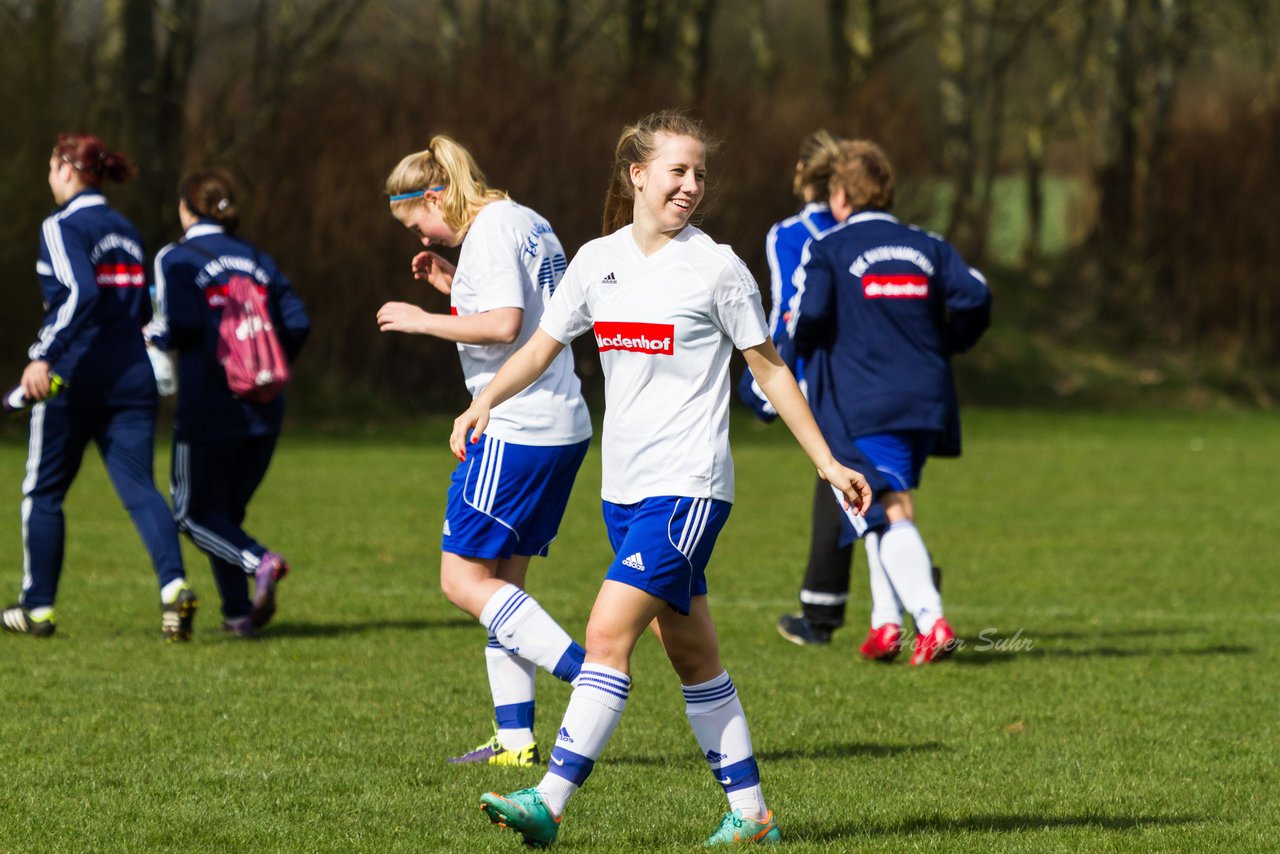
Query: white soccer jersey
[[540, 224, 769, 504], [452, 200, 591, 445]]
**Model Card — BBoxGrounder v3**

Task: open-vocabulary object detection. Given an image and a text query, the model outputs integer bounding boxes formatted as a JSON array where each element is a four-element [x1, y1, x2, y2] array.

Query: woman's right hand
[[450, 400, 491, 461], [412, 251, 455, 295], [376, 301, 431, 335], [21, 360, 53, 400]]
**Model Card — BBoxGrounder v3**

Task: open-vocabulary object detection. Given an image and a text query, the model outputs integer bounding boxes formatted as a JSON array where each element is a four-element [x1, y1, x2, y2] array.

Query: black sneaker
[[776, 613, 832, 646], [2, 604, 56, 637], [161, 584, 198, 642]]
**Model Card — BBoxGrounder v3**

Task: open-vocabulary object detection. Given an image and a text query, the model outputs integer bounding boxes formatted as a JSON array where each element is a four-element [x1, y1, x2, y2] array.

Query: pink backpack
[[216, 274, 290, 403]]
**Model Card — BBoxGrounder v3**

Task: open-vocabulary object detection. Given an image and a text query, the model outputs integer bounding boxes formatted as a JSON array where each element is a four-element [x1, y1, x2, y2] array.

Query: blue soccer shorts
[[601, 496, 732, 615], [442, 435, 589, 560], [853, 430, 940, 493]]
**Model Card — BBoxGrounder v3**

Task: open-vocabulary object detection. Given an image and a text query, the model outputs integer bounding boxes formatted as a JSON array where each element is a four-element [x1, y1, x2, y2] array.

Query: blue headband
[[389, 184, 445, 202]]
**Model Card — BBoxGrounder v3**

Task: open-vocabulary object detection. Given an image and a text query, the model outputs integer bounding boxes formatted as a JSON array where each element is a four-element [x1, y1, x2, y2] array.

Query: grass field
[[1, 409, 1276, 852]]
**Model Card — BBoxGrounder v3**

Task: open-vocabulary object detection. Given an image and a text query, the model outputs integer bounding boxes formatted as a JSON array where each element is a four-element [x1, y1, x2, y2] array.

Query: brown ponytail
[[601, 110, 716, 236], [180, 170, 241, 234], [52, 133, 136, 185]]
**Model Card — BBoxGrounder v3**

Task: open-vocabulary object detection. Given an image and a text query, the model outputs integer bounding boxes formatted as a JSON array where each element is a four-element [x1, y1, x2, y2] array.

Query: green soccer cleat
[[161, 583, 198, 642], [480, 787, 561, 849], [450, 731, 541, 767], [2, 604, 55, 638], [704, 809, 781, 846]]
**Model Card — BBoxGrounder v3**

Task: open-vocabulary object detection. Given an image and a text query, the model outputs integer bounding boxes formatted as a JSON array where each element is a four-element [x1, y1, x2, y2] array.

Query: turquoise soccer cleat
[[704, 809, 781, 846], [480, 787, 561, 848]]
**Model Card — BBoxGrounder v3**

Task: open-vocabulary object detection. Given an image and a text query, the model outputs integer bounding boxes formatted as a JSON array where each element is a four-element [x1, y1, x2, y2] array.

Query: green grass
[[1, 409, 1276, 851]]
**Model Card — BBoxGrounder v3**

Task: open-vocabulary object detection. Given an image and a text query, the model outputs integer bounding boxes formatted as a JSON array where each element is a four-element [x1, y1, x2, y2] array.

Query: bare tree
[[937, 0, 1046, 262], [1020, 2, 1096, 268], [827, 0, 930, 102], [745, 0, 777, 89], [676, 0, 717, 104], [89, 0, 202, 250]]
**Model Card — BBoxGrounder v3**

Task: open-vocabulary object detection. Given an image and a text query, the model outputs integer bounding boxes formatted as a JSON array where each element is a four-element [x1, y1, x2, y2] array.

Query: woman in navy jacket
[[792, 139, 991, 665], [151, 171, 310, 637], [4, 133, 196, 640]]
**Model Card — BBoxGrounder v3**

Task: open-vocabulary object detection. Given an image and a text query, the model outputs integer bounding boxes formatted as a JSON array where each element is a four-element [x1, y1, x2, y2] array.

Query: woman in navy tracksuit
[[151, 170, 310, 637], [4, 133, 196, 640]]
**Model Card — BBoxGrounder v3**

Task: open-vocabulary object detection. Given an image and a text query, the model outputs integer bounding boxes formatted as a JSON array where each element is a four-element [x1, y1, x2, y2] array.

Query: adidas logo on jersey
[[622, 552, 646, 572], [442, 519, 452, 536], [557, 727, 574, 743], [600, 271, 617, 284]]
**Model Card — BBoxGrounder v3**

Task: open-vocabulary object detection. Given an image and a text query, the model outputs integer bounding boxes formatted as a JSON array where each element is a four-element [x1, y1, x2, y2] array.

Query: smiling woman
[[452, 110, 873, 848]]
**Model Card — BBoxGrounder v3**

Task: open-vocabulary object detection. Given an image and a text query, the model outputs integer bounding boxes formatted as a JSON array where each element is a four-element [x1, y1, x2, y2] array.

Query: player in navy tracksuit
[[731, 130, 870, 648], [3, 133, 197, 640], [737, 131, 841, 421], [150, 171, 310, 637], [791, 140, 991, 665]]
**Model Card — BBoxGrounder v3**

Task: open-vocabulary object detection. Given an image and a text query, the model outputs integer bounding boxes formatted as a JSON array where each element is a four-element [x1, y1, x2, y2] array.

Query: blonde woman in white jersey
[[377, 136, 592, 768], [452, 112, 872, 848]]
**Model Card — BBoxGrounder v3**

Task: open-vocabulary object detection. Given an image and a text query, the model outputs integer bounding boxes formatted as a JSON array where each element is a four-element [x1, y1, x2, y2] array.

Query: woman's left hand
[[820, 462, 873, 515], [411, 251, 456, 295]]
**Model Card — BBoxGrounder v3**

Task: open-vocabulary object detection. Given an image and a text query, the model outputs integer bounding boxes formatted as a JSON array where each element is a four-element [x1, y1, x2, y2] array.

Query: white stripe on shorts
[[672, 497, 712, 561]]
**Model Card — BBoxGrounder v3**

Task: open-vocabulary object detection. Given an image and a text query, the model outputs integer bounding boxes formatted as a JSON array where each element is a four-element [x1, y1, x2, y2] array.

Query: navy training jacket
[[29, 190, 156, 405], [150, 221, 311, 441], [791, 210, 991, 459]]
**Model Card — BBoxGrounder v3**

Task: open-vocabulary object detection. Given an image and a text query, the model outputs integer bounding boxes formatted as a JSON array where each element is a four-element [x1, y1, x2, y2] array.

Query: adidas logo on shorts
[[442, 519, 452, 536], [622, 552, 645, 572], [600, 271, 617, 284]]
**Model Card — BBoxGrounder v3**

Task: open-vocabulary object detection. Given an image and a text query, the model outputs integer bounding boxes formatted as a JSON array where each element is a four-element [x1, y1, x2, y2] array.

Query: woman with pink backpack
[[148, 170, 311, 637]]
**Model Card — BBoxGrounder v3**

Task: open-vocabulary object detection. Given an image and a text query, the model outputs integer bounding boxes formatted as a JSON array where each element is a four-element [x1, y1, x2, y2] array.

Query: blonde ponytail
[[385, 135, 508, 242]]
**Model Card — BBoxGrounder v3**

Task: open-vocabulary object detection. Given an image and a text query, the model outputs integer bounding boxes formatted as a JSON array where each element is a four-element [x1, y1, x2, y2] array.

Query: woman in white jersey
[[377, 136, 592, 768], [452, 112, 872, 848]]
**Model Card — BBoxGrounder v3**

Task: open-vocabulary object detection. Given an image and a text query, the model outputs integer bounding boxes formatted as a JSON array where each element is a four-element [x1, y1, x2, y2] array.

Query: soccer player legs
[[439, 434, 589, 766]]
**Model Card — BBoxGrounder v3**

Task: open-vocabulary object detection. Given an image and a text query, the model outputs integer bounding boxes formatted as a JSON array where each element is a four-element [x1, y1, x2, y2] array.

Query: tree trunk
[[938, 0, 981, 256], [677, 0, 717, 104], [1094, 0, 1138, 252], [745, 0, 777, 89]]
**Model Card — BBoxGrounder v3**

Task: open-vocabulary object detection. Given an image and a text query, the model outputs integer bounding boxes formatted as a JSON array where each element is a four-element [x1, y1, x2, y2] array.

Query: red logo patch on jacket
[[862, 274, 929, 299], [205, 281, 268, 308], [593, 321, 675, 355], [95, 263, 145, 288]]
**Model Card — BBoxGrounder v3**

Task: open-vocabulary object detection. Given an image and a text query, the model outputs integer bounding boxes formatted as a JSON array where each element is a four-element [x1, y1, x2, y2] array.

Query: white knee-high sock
[[480, 584, 585, 684], [486, 634, 537, 749], [537, 664, 630, 817], [878, 521, 943, 634], [865, 530, 904, 629], [683, 671, 767, 821]]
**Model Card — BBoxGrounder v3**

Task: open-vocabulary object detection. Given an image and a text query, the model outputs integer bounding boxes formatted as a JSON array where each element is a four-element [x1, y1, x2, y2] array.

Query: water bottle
[[3, 373, 65, 413]]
